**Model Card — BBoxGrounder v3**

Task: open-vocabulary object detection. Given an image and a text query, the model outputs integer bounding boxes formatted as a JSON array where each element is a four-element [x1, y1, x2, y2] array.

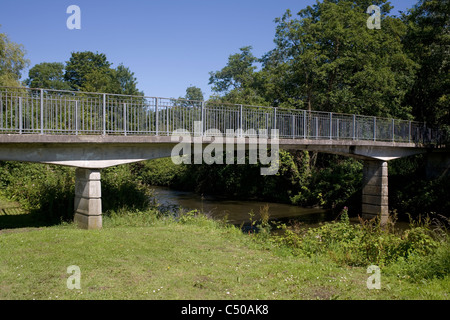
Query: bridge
[[0, 86, 448, 229]]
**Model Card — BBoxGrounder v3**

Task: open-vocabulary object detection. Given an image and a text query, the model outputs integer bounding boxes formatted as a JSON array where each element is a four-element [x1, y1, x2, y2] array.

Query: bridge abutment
[[362, 160, 389, 225], [74, 168, 102, 230]]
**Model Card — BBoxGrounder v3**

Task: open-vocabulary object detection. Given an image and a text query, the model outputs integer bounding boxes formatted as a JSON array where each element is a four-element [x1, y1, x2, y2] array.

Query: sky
[[0, 0, 419, 99]]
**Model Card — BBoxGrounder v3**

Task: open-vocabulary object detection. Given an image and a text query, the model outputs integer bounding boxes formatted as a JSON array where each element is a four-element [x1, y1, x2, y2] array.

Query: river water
[[150, 186, 336, 226]]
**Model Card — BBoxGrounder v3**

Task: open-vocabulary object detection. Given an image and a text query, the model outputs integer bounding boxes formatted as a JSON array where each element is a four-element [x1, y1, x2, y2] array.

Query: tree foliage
[[25, 62, 71, 90], [64, 51, 112, 91], [263, 0, 416, 117], [184, 85, 204, 101], [402, 0, 450, 127], [208, 0, 424, 120], [208, 46, 268, 105], [21, 51, 144, 95]]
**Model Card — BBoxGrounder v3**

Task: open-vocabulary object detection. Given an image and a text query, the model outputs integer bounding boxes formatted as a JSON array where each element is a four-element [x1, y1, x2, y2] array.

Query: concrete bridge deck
[[0, 134, 432, 167]]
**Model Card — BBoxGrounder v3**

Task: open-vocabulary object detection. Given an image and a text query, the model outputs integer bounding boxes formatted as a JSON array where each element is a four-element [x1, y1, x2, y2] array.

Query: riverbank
[[0, 208, 448, 300]]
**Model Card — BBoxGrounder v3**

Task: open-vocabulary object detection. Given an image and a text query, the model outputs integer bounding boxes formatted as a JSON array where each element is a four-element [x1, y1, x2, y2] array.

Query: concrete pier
[[74, 168, 102, 229], [362, 160, 389, 225]]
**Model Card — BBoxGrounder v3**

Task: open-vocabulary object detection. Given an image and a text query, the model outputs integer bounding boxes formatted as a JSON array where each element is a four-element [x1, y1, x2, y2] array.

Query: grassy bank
[[0, 209, 448, 300], [0, 161, 448, 300]]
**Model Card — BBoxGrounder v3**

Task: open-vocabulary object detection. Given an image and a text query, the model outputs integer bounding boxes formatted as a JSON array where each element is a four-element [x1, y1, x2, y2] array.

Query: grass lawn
[[0, 210, 448, 300]]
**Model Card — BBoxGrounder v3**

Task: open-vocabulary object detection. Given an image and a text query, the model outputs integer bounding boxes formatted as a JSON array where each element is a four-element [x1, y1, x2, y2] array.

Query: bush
[[0, 161, 154, 224], [101, 165, 153, 212], [138, 158, 187, 187], [0, 162, 75, 223], [275, 207, 448, 277], [402, 242, 450, 280]]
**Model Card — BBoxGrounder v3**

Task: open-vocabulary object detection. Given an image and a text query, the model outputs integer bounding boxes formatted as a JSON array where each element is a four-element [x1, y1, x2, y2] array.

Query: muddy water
[[150, 186, 336, 226]]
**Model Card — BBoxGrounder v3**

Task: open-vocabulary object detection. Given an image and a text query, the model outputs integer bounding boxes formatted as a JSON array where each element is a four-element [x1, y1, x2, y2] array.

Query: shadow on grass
[[0, 205, 68, 230], [0, 212, 62, 230]]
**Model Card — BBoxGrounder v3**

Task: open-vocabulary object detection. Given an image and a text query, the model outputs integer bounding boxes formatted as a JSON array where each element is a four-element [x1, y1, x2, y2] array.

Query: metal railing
[[0, 86, 445, 146]]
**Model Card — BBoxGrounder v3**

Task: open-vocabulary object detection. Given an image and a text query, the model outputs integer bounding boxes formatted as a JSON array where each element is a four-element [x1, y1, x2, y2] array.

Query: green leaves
[[22, 50, 143, 95], [402, 0, 450, 126], [64, 51, 111, 91], [265, 1, 416, 117], [0, 26, 29, 87], [25, 62, 71, 90]]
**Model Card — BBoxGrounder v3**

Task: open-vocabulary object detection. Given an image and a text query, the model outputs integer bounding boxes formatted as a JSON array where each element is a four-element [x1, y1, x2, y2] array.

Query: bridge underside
[[0, 135, 433, 229]]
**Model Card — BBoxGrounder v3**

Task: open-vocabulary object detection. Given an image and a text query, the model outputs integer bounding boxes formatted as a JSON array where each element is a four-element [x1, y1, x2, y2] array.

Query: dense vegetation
[[0, 162, 151, 225]]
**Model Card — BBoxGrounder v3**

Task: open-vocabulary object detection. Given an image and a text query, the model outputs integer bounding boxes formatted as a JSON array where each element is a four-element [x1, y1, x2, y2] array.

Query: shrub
[[0, 162, 75, 223], [0, 161, 154, 224], [276, 207, 447, 273], [404, 242, 450, 280], [101, 165, 153, 212], [138, 158, 187, 187]]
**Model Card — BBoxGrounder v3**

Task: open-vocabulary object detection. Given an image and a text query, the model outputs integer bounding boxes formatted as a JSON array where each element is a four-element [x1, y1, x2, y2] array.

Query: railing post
[[123, 103, 127, 136], [18, 97, 22, 134], [315, 117, 318, 139], [201, 101, 205, 137], [273, 107, 277, 137], [392, 118, 395, 142], [155, 98, 159, 136], [303, 110, 307, 139], [408, 120, 411, 143], [329, 112, 333, 140], [292, 114, 295, 139], [75, 100, 79, 135], [102, 94, 106, 135], [239, 104, 243, 138], [40, 89, 44, 134], [167, 103, 170, 136], [336, 118, 340, 140], [373, 116, 376, 141], [423, 122, 426, 144], [352, 114, 356, 140]]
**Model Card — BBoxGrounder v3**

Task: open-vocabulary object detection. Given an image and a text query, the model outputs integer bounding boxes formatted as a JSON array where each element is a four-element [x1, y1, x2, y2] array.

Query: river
[[150, 186, 336, 227]]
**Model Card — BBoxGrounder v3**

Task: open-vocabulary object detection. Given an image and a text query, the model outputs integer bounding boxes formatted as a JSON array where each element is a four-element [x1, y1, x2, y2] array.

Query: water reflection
[[151, 186, 336, 226]]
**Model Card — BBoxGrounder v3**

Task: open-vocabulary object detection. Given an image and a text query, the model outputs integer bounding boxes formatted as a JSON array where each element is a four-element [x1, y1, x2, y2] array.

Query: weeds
[[266, 208, 449, 282]]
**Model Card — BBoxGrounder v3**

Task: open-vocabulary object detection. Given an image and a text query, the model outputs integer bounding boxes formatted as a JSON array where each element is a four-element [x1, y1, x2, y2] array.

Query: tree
[[261, 0, 416, 117], [209, 46, 257, 93], [80, 67, 121, 94], [115, 64, 143, 96], [64, 51, 143, 95], [0, 26, 29, 87], [208, 46, 266, 105], [402, 0, 450, 127], [25, 62, 71, 90], [64, 51, 112, 91], [185, 85, 204, 101]]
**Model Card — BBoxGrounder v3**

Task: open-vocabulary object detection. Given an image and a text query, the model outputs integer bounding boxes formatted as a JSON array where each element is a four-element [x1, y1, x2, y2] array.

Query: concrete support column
[[74, 168, 102, 229], [362, 160, 389, 225]]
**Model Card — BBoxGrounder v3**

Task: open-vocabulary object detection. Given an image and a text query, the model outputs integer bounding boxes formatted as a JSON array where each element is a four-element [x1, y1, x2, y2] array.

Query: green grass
[[0, 210, 449, 300]]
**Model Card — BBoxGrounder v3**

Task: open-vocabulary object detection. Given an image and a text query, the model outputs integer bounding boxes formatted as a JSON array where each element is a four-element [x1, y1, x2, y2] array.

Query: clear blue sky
[[0, 0, 418, 99]]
